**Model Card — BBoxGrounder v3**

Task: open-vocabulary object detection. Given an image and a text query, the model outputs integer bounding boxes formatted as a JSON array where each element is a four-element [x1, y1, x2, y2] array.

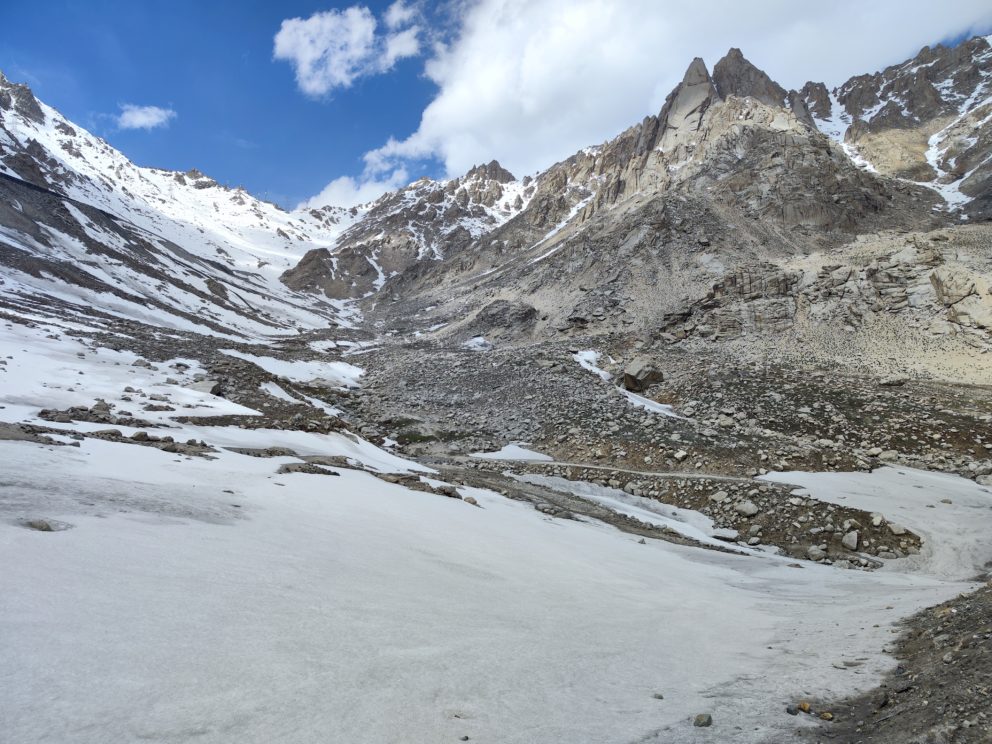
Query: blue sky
[[1, 0, 439, 207], [3, 1, 992, 210]]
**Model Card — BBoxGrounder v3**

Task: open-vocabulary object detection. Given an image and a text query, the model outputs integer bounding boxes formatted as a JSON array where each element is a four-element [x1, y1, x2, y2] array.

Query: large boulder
[[621, 357, 664, 392]]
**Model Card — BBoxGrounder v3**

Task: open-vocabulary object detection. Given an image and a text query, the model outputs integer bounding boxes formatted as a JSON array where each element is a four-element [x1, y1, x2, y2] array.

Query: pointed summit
[[464, 160, 515, 184], [0, 71, 44, 124], [712, 48, 788, 107], [654, 57, 720, 153]]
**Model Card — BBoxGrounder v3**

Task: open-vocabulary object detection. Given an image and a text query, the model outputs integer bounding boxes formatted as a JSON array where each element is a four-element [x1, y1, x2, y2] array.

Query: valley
[[1, 33, 991, 744]]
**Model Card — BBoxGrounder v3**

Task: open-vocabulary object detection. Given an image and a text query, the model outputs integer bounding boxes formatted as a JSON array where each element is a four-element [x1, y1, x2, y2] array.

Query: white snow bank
[[470, 443, 554, 461], [573, 349, 611, 381], [619, 388, 683, 419], [0, 321, 258, 425], [518, 474, 749, 550], [221, 349, 364, 387], [259, 381, 299, 404]]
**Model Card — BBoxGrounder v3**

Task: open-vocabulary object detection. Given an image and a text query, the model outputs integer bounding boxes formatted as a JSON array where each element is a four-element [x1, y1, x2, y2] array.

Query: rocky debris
[[276, 463, 340, 476], [23, 518, 72, 532], [0, 421, 74, 446], [800, 581, 992, 744], [173, 412, 346, 434], [466, 299, 538, 338], [38, 401, 161, 428], [693, 713, 713, 727], [226, 446, 299, 458], [462, 457, 921, 566], [374, 473, 470, 499]]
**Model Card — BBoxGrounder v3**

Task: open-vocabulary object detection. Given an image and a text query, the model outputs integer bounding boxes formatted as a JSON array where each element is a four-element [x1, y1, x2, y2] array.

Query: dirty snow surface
[[2, 323, 992, 744]]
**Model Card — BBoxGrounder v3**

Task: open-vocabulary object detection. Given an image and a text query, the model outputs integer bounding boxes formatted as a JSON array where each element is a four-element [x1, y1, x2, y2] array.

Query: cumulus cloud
[[274, 4, 421, 96], [360, 0, 992, 181], [301, 167, 410, 209], [116, 104, 176, 130]]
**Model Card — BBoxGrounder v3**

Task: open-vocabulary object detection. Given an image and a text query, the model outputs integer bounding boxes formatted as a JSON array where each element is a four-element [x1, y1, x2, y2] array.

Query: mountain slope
[[0, 72, 357, 337]]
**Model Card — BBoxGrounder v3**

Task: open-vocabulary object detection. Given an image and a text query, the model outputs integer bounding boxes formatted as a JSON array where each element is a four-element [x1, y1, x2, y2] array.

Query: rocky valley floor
[[1, 280, 990, 744]]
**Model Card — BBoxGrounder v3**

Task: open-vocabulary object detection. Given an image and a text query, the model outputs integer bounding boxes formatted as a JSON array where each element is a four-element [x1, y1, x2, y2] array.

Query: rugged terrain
[[1, 35, 991, 744]]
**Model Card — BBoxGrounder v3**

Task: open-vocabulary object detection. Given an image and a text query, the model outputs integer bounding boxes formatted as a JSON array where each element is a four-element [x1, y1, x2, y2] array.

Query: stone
[[622, 356, 664, 392], [888, 523, 907, 536], [186, 379, 224, 396], [806, 545, 827, 561], [930, 266, 976, 306], [842, 531, 859, 550], [693, 713, 712, 727], [735, 500, 759, 516], [879, 376, 907, 387], [709, 490, 729, 503]]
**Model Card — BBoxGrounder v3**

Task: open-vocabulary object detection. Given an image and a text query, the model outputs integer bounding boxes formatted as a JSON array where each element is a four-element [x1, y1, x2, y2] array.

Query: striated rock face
[[281, 40, 992, 313], [332, 48, 968, 358], [655, 57, 721, 154]]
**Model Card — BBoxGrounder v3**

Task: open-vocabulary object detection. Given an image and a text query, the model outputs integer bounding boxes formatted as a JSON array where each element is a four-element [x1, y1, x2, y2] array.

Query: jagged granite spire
[[654, 57, 721, 152]]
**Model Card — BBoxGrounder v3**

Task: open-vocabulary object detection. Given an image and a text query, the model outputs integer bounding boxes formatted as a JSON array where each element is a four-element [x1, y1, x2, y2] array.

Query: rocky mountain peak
[[0, 70, 45, 124], [712, 48, 787, 106], [712, 49, 815, 128], [463, 159, 515, 184]]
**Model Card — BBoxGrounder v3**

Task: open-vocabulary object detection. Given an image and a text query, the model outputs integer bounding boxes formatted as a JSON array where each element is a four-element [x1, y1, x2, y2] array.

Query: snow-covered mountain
[[0, 72, 360, 337], [283, 159, 536, 298]]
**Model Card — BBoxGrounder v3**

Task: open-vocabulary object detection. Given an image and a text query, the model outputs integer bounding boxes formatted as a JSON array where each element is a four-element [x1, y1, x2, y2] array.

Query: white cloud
[[274, 5, 421, 96], [360, 0, 992, 180], [384, 1, 417, 30], [302, 167, 410, 209], [383, 26, 421, 68], [116, 104, 176, 130]]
